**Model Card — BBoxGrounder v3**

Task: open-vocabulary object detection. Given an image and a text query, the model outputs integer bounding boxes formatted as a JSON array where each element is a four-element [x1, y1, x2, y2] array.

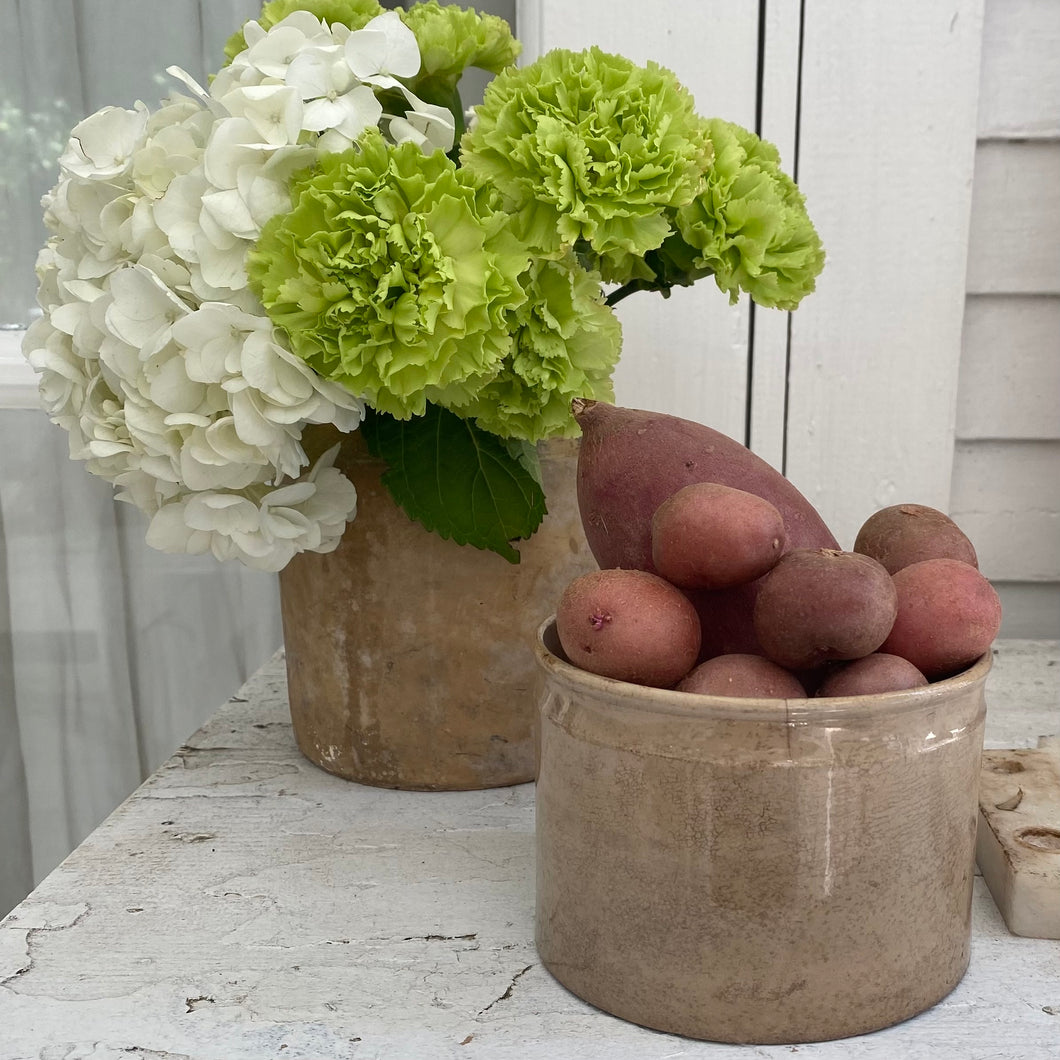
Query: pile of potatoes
[[556, 402, 1002, 699]]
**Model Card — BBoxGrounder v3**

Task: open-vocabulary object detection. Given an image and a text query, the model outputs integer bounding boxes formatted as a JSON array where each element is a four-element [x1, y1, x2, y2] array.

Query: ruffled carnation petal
[[673, 118, 825, 310], [460, 46, 711, 278], [455, 253, 621, 441], [400, 0, 520, 83], [248, 128, 528, 419]]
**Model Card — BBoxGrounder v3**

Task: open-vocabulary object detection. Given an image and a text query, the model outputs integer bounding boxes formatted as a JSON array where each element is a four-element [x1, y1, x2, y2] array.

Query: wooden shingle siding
[[958, 297, 1060, 440], [977, 0, 1060, 139], [950, 440, 1060, 580], [966, 142, 1060, 296], [955, 0, 1060, 636]]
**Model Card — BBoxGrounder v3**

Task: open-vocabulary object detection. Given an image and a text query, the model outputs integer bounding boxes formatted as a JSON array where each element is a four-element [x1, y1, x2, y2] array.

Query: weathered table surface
[[1, 641, 1058, 1060]]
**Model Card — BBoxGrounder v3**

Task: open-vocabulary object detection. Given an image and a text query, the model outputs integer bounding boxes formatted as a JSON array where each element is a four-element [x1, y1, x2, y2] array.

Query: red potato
[[880, 558, 1002, 679], [815, 653, 929, 697], [651, 482, 787, 590], [555, 568, 701, 688], [753, 549, 898, 670], [677, 654, 806, 699], [853, 503, 978, 574]]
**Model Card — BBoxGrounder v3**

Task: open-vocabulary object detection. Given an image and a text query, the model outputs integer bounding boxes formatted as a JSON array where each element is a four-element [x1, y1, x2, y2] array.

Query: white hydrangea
[[144, 445, 357, 571], [209, 10, 454, 153], [22, 8, 468, 570]]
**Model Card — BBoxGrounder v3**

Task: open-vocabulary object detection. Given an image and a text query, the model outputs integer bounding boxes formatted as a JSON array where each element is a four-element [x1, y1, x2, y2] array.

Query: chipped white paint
[[0, 642, 1057, 1059]]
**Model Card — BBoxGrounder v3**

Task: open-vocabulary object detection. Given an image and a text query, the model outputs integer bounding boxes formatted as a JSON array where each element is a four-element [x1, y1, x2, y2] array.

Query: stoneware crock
[[277, 435, 594, 791], [534, 618, 990, 1044]]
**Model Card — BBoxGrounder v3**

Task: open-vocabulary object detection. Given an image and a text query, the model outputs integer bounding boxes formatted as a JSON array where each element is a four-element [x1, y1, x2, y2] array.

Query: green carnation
[[460, 46, 711, 280], [674, 118, 825, 310], [224, 0, 384, 63], [247, 130, 529, 419], [401, 1, 520, 84], [457, 253, 622, 442]]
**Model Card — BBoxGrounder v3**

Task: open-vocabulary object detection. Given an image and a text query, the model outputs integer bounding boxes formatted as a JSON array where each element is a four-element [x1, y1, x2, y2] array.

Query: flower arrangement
[[22, 0, 824, 571]]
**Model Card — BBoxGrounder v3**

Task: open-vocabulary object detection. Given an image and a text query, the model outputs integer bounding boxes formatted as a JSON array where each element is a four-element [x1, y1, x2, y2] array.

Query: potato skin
[[853, 503, 977, 574], [752, 549, 898, 670], [879, 558, 1001, 679], [677, 654, 806, 699], [815, 653, 928, 697], [651, 482, 787, 590], [556, 569, 701, 687]]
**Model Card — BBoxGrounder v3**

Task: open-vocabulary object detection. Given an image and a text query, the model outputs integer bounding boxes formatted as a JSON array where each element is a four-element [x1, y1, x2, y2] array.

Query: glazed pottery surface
[[278, 435, 593, 791], [534, 619, 990, 1044]]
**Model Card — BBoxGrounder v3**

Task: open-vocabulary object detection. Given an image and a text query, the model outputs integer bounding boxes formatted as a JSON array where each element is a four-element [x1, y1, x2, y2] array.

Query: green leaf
[[360, 405, 547, 564]]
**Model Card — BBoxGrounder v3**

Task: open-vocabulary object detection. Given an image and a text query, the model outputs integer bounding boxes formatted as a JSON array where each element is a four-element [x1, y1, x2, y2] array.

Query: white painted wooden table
[[1, 642, 1057, 1060]]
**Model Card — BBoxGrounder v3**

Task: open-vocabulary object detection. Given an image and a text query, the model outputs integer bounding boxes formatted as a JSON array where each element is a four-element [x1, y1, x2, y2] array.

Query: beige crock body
[[534, 620, 990, 1044], [277, 434, 593, 791]]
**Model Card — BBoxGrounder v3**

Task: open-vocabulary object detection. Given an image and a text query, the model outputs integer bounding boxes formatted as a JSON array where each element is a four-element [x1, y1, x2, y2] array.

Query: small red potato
[[753, 549, 898, 670], [677, 654, 806, 699], [853, 503, 977, 574], [815, 653, 929, 697], [556, 568, 701, 687], [879, 558, 1001, 679], [651, 482, 787, 590]]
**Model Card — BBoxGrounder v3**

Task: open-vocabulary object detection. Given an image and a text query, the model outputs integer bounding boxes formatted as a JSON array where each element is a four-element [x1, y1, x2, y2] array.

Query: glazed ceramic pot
[[277, 435, 594, 791], [534, 618, 990, 1044]]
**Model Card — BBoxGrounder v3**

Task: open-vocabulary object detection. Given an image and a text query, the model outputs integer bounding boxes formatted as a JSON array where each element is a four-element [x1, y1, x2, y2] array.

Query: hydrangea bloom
[[223, 0, 384, 63], [24, 11, 461, 569], [674, 118, 825, 310], [460, 46, 711, 282], [248, 129, 529, 420], [144, 444, 357, 570]]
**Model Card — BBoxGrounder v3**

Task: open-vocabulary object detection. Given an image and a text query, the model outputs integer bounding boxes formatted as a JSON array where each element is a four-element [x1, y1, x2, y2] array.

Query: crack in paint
[[477, 963, 533, 1016]]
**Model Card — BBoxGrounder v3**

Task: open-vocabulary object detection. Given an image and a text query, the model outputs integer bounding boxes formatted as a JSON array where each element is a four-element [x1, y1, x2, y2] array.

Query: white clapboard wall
[[522, 0, 1058, 637], [952, 0, 1060, 637]]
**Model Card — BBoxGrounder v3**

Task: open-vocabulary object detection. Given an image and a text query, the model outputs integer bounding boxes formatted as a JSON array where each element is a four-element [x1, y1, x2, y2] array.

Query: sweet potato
[[879, 558, 1001, 679], [574, 400, 838, 573], [677, 654, 806, 699], [651, 482, 786, 590], [555, 568, 701, 687], [853, 503, 978, 574], [815, 653, 928, 697], [752, 549, 898, 670]]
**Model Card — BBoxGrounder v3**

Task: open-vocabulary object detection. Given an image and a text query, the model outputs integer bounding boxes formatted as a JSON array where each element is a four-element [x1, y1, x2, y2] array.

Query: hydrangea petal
[[345, 11, 421, 85]]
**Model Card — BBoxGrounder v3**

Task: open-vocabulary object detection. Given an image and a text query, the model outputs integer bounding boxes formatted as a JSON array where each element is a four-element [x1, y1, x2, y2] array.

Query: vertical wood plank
[[516, 0, 761, 441], [750, 0, 803, 466], [785, 0, 985, 548]]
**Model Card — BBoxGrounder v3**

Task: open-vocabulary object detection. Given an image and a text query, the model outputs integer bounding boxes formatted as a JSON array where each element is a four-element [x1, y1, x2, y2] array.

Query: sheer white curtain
[[0, 410, 282, 915], [0, 0, 275, 917]]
